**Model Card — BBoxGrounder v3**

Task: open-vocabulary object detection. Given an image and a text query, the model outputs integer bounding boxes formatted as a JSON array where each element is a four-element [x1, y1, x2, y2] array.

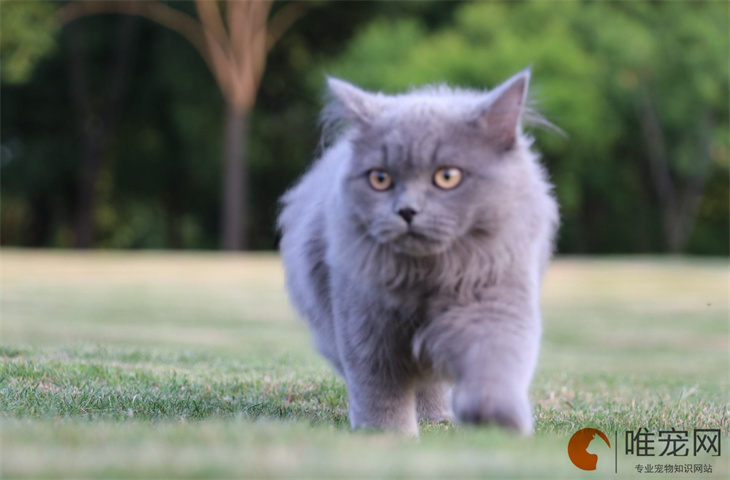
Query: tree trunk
[[74, 132, 104, 249], [66, 23, 98, 249], [636, 86, 678, 253], [67, 17, 138, 248], [637, 87, 714, 253], [667, 110, 715, 253], [220, 102, 249, 250]]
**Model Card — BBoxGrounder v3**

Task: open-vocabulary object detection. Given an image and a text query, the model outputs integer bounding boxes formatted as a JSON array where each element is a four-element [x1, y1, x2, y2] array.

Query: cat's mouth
[[389, 229, 449, 256], [369, 222, 451, 256], [404, 230, 432, 241]]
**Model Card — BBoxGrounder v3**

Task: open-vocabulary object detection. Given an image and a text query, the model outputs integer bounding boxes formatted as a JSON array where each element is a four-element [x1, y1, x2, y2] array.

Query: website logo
[[567, 427, 720, 473], [568, 428, 611, 471]]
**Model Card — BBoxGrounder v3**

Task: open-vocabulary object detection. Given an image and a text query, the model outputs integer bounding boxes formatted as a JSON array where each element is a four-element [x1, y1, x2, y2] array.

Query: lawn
[[1, 250, 728, 478]]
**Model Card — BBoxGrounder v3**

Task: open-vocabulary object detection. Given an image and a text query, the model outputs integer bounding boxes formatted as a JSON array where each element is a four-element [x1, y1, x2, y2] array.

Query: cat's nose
[[398, 208, 417, 224]]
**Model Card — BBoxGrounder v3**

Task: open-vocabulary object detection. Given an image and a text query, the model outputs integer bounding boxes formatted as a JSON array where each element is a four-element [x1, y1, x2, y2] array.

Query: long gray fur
[[277, 68, 559, 436]]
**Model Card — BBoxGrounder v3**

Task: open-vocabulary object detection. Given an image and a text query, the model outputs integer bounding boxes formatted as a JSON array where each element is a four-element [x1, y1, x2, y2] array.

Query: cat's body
[[277, 69, 558, 435]]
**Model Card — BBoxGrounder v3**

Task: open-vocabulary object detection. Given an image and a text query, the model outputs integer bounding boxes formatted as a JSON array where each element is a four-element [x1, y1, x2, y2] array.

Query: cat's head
[[326, 69, 542, 257]]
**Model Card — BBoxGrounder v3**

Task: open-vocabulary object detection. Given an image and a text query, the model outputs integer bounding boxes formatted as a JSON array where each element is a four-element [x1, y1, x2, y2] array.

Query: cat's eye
[[433, 167, 463, 190], [368, 169, 393, 191]]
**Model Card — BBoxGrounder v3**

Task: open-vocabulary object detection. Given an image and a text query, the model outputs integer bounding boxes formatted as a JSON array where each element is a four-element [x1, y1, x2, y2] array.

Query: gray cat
[[277, 68, 559, 436]]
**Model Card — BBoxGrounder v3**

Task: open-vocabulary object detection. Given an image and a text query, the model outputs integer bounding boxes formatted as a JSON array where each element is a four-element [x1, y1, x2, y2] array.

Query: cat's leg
[[416, 381, 453, 424], [339, 334, 418, 434], [330, 279, 419, 435], [413, 289, 539, 435], [345, 370, 418, 435]]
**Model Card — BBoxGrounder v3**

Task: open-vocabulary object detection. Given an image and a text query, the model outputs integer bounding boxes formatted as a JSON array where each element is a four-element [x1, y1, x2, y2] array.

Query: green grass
[[1, 250, 728, 478]]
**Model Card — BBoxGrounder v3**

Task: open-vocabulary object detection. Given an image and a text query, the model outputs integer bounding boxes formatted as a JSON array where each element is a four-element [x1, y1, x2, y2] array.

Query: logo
[[567, 427, 720, 473], [568, 428, 611, 471]]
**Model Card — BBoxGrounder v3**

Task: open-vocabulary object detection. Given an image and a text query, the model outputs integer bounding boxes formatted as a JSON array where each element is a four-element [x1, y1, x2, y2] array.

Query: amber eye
[[433, 167, 463, 190], [368, 169, 393, 191]]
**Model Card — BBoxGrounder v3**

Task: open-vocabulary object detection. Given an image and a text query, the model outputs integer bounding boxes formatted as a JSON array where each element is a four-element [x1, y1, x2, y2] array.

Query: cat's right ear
[[472, 68, 531, 151], [326, 77, 382, 126]]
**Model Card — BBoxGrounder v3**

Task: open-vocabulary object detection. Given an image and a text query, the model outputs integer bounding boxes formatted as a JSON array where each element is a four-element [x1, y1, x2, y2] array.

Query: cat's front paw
[[452, 383, 533, 435]]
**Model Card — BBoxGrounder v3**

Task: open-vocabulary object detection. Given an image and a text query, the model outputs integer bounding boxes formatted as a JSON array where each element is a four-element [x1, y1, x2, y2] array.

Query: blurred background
[[1, 0, 728, 255]]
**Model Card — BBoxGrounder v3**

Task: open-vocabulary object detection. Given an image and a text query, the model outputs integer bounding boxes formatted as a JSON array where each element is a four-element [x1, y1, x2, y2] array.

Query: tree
[[595, 1, 728, 253], [65, 17, 140, 248], [57, 0, 307, 250], [3, 1, 726, 254], [0, 1, 58, 84]]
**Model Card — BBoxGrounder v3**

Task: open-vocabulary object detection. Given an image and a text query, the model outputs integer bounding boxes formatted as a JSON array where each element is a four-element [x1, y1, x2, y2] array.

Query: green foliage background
[[1, 0, 728, 253]]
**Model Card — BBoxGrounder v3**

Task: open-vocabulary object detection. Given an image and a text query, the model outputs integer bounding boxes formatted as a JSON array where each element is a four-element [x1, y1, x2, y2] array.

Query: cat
[[277, 68, 559, 436]]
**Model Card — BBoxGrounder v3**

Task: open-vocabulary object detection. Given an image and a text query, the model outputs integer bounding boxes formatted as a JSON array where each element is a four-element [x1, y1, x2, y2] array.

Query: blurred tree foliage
[[324, 0, 729, 254], [0, 1, 58, 84], [1, 0, 727, 254]]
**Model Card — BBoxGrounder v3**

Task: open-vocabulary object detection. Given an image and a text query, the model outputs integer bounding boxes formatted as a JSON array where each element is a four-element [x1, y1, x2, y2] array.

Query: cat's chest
[[381, 284, 469, 326], [377, 258, 495, 309]]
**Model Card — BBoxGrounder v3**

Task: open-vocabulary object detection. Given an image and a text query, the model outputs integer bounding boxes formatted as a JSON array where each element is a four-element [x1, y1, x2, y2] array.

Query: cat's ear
[[473, 68, 531, 151], [326, 77, 382, 126]]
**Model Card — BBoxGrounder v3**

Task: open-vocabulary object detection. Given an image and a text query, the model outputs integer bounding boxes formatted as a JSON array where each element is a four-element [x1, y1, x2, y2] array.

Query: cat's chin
[[387, 232, 452, 257]]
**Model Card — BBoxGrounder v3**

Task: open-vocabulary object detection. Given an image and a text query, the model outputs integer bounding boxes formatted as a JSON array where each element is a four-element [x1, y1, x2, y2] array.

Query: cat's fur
[[277, 68, 559, 436]]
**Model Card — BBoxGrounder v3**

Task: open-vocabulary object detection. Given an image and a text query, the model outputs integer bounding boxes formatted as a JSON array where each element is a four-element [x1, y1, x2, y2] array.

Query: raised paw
[[452, 383, 533, 435]]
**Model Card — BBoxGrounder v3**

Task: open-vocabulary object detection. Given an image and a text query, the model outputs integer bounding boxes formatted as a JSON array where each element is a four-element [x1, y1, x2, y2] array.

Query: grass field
[[1, 250, 728, 478]]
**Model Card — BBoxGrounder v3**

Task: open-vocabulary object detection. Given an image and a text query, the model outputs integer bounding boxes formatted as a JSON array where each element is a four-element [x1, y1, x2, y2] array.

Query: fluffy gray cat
[[277, 68, 559, 436]]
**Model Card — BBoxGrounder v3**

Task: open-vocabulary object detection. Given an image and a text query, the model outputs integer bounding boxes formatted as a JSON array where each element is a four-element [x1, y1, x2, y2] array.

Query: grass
[[1, 250, 728, 478]]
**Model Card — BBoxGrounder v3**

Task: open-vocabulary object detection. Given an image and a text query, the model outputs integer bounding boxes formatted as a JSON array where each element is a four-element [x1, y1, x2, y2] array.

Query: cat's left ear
[[473, 68, 531, 151], [326, 77, 383, 126]]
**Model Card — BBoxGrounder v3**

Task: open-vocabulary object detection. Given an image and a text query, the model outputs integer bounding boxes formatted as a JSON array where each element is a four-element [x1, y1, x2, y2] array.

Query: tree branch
[[266, 1, 308, 52], [249, 0, 272, 90], [225, 0, 272, 111], [194, 0, 231, 57], [227, 0, 248, 71], [56, 0, 236, 102]]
